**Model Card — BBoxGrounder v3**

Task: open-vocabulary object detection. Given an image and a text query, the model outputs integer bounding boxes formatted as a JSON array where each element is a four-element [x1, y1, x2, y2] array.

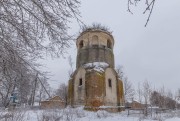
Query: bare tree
[[178, 88, 180, 97], [116, 65, 135, 103], [137, 82, 143, 103], [37, 78, 51, 104], [68, 56, 74, 78], [166, 90, 176, 109], [142, 80, 151, 116], [0, 0, 81, 57], [116, 65, 124, 80], [159, 86, 166, 108], [175, 88, 180, 101], [150, 89, 176, 109], [123, 77, 135, 103], [56, 83, 68, 106], [127, 0, 156, 26], [0, 51, 51, 107], [0, 0, 81, 108], [0, 53, 30, 107], [150, 89, 167, 108], [175, 88, 180, 109]]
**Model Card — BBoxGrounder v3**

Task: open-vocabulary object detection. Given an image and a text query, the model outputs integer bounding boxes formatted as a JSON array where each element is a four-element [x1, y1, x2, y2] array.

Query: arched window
[[79, 78, 82, 86], [92, 35, 99, 45], [79, 40, 83, 49], [107, 39, 112, 49], [108, 79, 112, 87]]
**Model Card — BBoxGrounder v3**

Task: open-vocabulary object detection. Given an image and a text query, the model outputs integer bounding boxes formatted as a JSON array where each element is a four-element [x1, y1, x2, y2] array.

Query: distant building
[[67, 27, 125, 112], [40, 96, 65, 109], [126, 101, 145, 109]]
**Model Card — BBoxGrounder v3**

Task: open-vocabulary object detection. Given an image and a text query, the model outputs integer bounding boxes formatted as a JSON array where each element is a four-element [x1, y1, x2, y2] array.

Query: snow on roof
[[83, 62, 109, 73]]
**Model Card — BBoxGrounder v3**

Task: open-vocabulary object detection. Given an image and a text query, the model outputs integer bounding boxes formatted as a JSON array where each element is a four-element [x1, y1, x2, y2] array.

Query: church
[[67, 26, 124, 112]]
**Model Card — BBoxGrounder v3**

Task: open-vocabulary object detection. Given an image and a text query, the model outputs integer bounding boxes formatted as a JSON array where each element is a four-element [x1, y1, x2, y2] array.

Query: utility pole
[[37, 77, 51, 98]]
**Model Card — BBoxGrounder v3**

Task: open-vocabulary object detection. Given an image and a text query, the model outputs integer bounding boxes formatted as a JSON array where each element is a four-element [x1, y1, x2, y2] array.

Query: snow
[[1, 107, 180, 121], [166, 118, 180, 121], [83, 62, 109, 73], [100, 105, 125, 108]]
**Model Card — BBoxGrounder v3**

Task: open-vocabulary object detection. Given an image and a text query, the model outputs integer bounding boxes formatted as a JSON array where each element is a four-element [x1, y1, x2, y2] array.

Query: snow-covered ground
[[0, 107, 180, 121]]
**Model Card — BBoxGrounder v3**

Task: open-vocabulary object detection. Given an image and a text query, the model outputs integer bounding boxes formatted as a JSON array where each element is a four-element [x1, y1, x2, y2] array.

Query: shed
[[40, 96, 65, 109]]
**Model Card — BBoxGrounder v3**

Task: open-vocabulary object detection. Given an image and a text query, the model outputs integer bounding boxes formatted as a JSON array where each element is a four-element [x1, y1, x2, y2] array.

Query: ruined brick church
[[67, 27, 124, 111]]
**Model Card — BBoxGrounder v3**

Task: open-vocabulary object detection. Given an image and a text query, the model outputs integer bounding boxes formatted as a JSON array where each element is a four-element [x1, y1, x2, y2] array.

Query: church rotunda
[[67, 26, 124, 112]]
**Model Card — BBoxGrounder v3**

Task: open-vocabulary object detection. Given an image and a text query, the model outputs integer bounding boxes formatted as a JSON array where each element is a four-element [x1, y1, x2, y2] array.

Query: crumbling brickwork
[[67, 29, 125, 112]]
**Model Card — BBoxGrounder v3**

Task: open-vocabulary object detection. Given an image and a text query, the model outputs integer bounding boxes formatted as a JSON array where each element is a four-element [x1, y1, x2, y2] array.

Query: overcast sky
[[40, 0, 180, 93]]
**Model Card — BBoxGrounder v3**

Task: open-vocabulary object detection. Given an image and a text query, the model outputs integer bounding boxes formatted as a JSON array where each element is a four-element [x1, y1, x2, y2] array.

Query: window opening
[[107, 40, 111, 49], [108, 79, 112, 87], [79, 41, 83, 48], [79, 78, 82, 86]]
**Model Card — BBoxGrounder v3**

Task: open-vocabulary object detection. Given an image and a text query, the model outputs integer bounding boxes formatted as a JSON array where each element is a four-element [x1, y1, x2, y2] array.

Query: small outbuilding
[[126, 101, 145, 109], [40, 96, 65, 109]]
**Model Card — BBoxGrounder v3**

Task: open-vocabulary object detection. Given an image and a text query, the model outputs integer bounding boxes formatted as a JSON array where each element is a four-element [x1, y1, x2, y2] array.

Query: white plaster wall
[[74, 67, 86, 105], [104, 68, 117, 106]]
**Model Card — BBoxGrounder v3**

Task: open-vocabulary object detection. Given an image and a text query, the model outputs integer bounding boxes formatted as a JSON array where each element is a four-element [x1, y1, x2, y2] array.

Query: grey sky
[[41, 0, 180, 93]]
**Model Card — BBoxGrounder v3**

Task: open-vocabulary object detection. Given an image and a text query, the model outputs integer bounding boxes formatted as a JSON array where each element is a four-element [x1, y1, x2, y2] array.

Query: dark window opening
[[107, 40, 111, 49], [79, 41, 83, 48], [79, 78, 82, 86], [108, 79, 112, 87]]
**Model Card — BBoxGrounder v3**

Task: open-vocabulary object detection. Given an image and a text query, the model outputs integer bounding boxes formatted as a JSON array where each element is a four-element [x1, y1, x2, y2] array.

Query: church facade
[[67, 28, 124, 111]]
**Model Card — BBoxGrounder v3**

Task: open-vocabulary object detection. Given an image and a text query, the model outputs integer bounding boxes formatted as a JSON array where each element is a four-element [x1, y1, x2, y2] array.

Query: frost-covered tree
[[0, 0, 81, 108], [0, 0, 81, 57]]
